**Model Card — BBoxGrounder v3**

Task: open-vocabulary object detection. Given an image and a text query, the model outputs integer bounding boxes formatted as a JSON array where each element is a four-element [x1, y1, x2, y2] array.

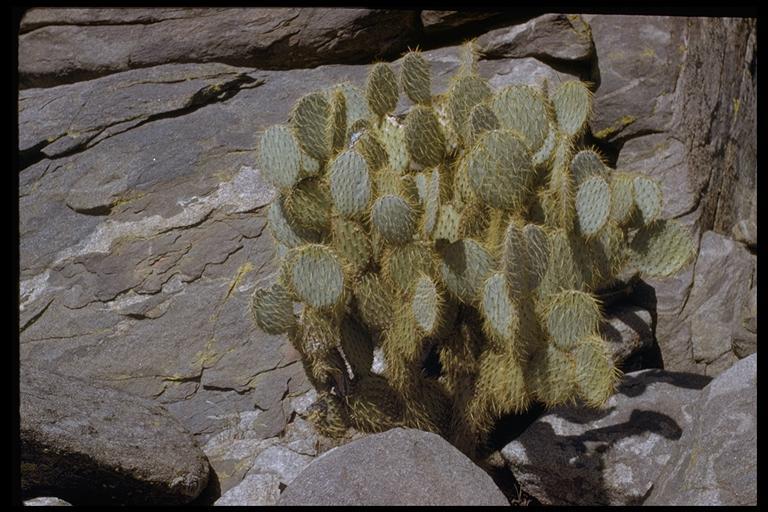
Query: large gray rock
[[214, 473, 281, 506], [647, 354, 756, 505], [20, 364, 210, 505], [477, 13, 594, 62], [278, 428, 510, 506], [501, 369, 712, 505], [586, 15, 686, 143], [23, 497, 72, 506], [19, 8, 421, 88], [420, 10, 506, 35]]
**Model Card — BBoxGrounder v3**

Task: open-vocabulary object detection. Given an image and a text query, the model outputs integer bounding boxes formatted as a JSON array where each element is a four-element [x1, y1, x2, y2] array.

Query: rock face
[[23, 497, 72, 506], [501, 369, 712, 505], [647, 354, 757, 505], [20, 364, 210, 505], [278, 428, 510, 506], [18, 8, 421, 87]]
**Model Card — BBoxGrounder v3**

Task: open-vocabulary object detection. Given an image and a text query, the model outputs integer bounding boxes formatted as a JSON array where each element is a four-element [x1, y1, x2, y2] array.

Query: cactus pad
[[372, 194, 417, 245], [575, 175, 611, 237], [328, 149, 372, 218], [290, 245, 345, 310], [259, 125, 302, 190], [628, 219, 695, 277]]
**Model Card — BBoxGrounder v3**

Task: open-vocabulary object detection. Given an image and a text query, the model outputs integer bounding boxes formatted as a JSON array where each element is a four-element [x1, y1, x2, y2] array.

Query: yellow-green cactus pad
[[354, 273, 397, 331], [366, 63, 399, 118], [480, 272, 520, 350], [575, 175, 611, 237], [551, 80, 592, 139], [574, 335, 620, 407], [400, 50, 432, 105], [331, 217, 371, 274], [544, 289, 601, 351], [290, 244, 346, 310], [632, 175, 663, 225], [411, 275, 442, 336], [328, 149, 372, 218], [492, 84, 551, 153], [405, 106, 447, 167], [290, 92, 332, 162], [628, 219, 695, 277], [372, 194, 417, 245], [251, 283, 295, 335], [259, 125, 302, 190], [466, 129, 535, 210], [447, 74, 492, 144]]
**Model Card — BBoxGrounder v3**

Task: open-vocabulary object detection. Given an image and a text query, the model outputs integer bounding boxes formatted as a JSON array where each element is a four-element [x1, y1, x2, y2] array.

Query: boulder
[[501, 369, 711, 505], [19, 8, 421, 87], [647, 354, 756, 505], [477, 13, 594, 62], [20, 364, 210, 505], [214, 473, 281, 506], [420, 10, 506, 35], [278, 428, 510, 506], [600, 305, 656, 371]]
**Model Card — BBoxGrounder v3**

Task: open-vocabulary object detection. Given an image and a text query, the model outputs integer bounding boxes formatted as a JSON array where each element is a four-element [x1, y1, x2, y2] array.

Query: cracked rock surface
[[18, 9, 756, 506]]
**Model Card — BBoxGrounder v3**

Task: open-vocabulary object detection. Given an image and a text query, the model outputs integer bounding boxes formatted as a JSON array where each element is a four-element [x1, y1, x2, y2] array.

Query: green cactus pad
[[290, 244, 346, 310], [632, 175, 663, 225], [354, 273, 396, 331], [347, 375, 404, 432], [532, 124, 558, 169], [551, 80, 592, 138], [433, 203, 462, 243], [366, 63, 399, 119], [571, 148, 608, 185], [331, 217, 371, 274], [401, 50, 432, 105], [447, 74, 492, 144], [628, 219, 695, 277], [544, 290, 601, 351], [437, 238, 495, 303], [267, 197, 321, 248], [467, 103, 500, 146], [299, 306, 341, 355], [328, 149, 372, 218], [590, 220, 627, 289], [372, 194, 417, 245], [411, 275, 442, 335], [300, 151, 321, 178], [420, 169, 441, 237], [575, 175, 611, 237], [329, 88, 348, 154], [538, 229, 585, 300], [574, 335, 620, 407], [492, 85, 551, 153], [522, 223, 550, 291], [474, 348, 530, 417], [466, 129, 535, 210], [259, 125, 302, 190], [541, 135, 575, 229], [501, 223, 527, 298], [531, 343, 578, 406], [354, 131, 389, 172], [382, 242, 436, 293], [337, 82, 371, 130], [251, 283, 295, 335], [284, 177, 333, 233], [290, 92, 332, 162], [609, 172, 636, 225], [405, 106, 447, 167], [379, 118, 409, 173], [480, 272, 519, 349]]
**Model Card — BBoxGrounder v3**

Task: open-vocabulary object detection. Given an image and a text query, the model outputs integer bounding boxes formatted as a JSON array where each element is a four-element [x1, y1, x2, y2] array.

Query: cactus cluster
[[252, 42, 695, 458]]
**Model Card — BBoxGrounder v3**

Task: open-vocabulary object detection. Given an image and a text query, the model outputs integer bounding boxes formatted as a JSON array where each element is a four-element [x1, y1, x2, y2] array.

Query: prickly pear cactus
[[251, 42, 696, 458]]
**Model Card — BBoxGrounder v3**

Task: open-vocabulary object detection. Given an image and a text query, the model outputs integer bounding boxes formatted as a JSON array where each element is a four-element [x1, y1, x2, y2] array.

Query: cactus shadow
[[510, 408, 683, 505]]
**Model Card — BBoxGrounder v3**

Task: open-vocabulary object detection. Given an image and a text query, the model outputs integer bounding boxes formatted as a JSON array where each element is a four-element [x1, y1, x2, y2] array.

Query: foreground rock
[[278, 428, 509, 506], [502, 369, 712, 505], [23, 497, 72, 506], [647, 354, 756, 505], [20, 364, 210, 505]]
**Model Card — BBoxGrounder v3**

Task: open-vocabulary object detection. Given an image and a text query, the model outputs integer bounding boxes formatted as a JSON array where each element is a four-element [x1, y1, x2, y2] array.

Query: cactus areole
[[252, 43, 695, 457]]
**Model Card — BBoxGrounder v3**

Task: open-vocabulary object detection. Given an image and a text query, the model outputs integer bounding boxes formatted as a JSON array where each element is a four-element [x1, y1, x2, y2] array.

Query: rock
[[214, 473, 281, 506], [23, 497, 72, 506], [420, 10, 506, 35], [246, 445, 314, 486], [477, 14, 594, 62], [20, 364, 210, 505], [616, 134, 700, 220], [732, 284, 756, 358], [586, 15, 686, 142], [501, 369, 712, 505], [600, 305, 655, 371], [647, 354, 756, 505], [688, 232, 755, 371], [278, 428, 509, 506], [19, 8, 421, 87]]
